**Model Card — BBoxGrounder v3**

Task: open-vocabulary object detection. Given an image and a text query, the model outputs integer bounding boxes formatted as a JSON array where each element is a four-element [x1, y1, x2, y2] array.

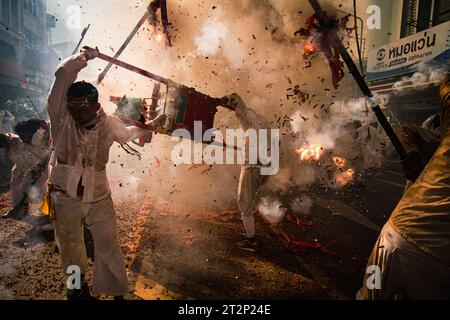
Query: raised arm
[[46, 53, 88, 123], [227, 93, 253, 130]]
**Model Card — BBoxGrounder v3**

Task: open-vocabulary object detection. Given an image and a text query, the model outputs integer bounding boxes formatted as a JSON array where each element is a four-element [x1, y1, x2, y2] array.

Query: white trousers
[[237, 167, 268, 217], [53, 191, 128, 296]]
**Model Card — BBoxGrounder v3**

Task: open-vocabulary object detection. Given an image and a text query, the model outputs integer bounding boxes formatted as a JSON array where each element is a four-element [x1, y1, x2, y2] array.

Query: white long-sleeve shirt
[[233, 94, 271, 169], [47, 54, 149, 203]]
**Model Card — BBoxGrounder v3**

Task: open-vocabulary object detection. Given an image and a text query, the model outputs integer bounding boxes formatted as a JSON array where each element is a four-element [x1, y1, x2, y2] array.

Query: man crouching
[[46, 46, 166, 300]]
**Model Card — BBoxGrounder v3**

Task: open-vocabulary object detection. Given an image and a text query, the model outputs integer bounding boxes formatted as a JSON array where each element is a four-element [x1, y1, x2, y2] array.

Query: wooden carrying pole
[[96, 51, 233, 111]]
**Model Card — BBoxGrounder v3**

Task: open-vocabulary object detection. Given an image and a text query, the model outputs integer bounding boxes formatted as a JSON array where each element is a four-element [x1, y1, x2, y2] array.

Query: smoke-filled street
[[0, 0, 449, 304], [0, 154, 405, 299]]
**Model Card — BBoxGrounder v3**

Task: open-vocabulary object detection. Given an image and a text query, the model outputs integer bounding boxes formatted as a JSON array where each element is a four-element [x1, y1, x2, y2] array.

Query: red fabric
[[172, 87, 219, 138], [304, 14, 345, 89]]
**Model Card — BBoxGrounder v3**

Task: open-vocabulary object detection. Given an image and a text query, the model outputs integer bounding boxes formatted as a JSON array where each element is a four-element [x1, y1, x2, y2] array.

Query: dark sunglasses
[[67, 99, 96, 110]]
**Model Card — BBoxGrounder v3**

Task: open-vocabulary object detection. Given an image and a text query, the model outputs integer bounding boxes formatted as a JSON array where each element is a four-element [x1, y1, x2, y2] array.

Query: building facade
[[0, 0, 56, 109], [335, 0, 449, 125], [365, 0, 450, 124]]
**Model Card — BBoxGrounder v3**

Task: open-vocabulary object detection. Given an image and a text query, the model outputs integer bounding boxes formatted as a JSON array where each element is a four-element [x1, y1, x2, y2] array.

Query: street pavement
[[128, 160, 406, 300], [0, 160, 406, 300]]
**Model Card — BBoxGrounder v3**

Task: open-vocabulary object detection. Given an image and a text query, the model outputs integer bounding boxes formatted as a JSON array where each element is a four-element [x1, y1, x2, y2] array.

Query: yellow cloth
[[389, 89, 450, 266]]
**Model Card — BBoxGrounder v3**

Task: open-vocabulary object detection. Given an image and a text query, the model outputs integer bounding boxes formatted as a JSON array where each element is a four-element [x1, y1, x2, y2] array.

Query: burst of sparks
[[335, 168, 355, 186], [295, 143, 324, 161], [332, 156, 346, 169], [294, 145, 356, 186]]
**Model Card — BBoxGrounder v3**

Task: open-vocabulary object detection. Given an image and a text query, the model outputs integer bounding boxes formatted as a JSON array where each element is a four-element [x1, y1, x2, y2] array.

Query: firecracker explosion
[[0, 0, 449, 303]]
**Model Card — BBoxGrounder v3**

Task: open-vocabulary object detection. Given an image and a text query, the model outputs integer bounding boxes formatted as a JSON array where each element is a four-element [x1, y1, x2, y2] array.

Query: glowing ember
[[295, 143, 324, 161], [303, 43, 316, 54], [345, 168, 354, 179], [335, 168, 355, 186], [332, 156, 346, 169]]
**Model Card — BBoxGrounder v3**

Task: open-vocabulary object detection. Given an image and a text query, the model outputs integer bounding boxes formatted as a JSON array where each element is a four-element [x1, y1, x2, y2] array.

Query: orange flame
[[332, 155, 355, 186], [332, 156, 346, 169], [335, 168, 355, 186], [295, 143, 324, 161], [303, 43, 316, 54]]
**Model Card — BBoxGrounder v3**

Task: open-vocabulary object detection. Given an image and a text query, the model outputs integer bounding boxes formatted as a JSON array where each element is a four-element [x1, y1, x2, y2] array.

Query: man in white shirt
[[227, 93, 270, 253], [47, 46, 166, 300], [0, 119, 51, 218]]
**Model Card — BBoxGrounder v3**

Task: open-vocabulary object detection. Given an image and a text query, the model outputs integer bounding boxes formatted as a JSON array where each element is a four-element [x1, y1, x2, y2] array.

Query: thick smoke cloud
[[48, 0, 364, 218], [393, 64, 448, 93]]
